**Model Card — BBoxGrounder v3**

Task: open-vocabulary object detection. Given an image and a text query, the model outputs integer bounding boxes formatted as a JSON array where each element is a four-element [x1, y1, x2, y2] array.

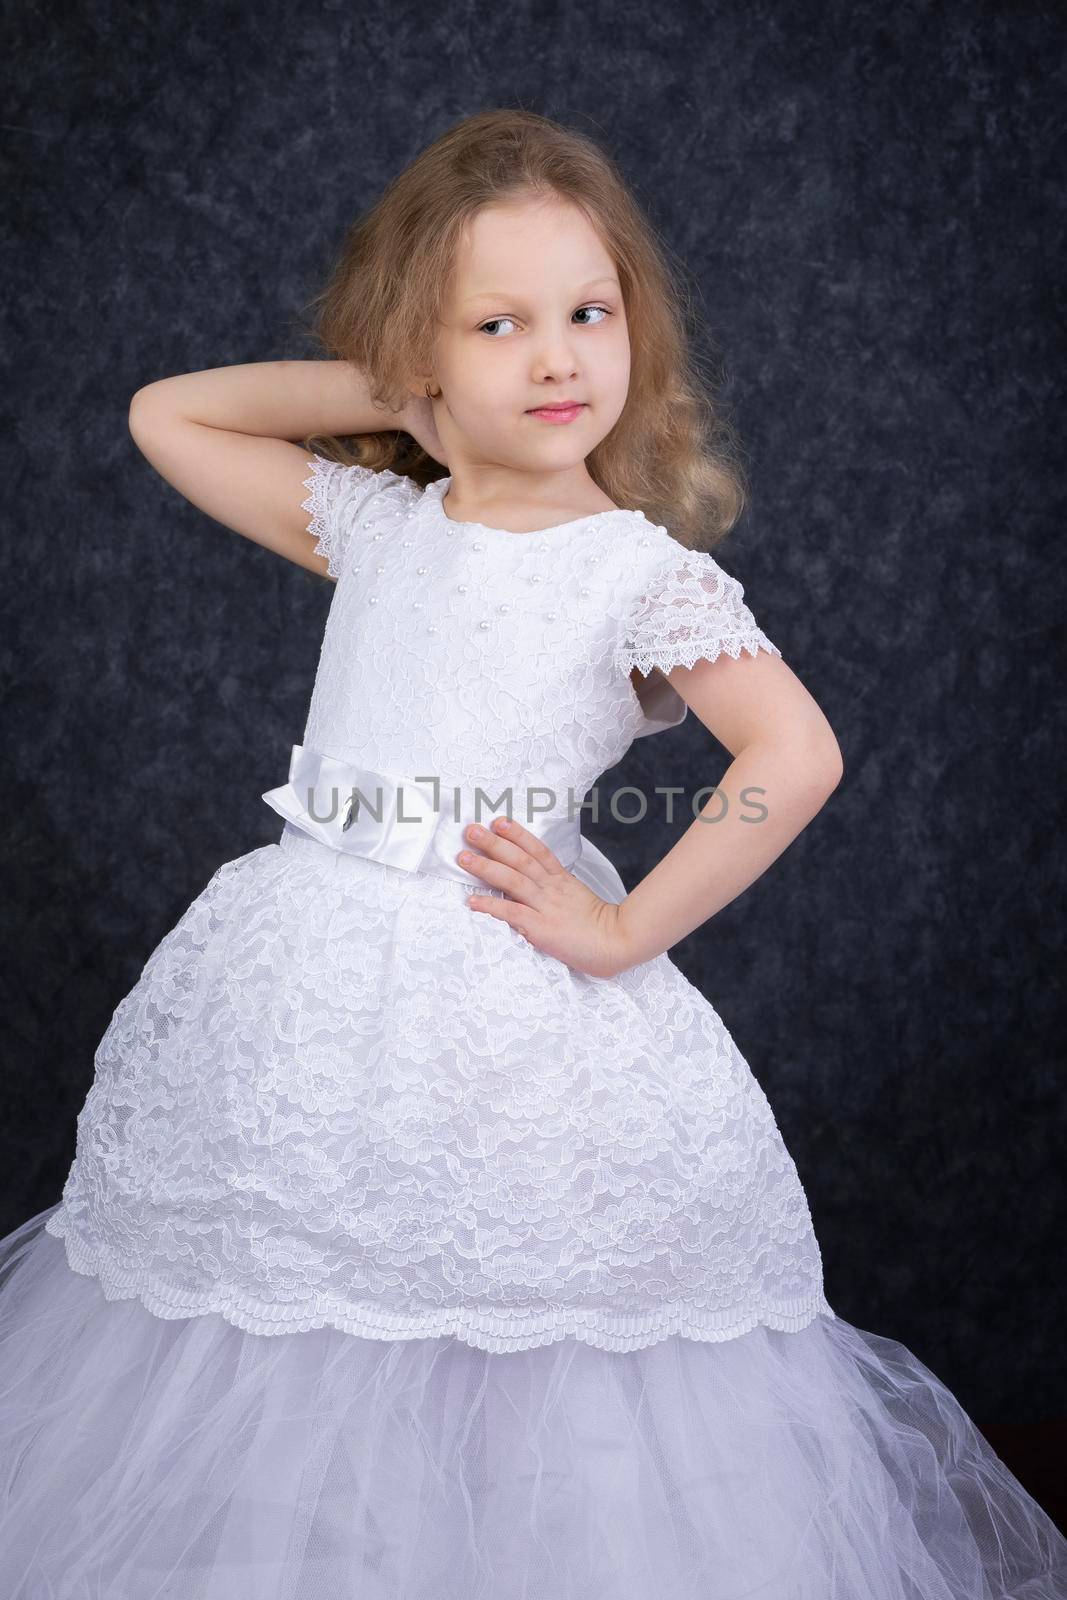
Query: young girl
[[1, 109, 1063, 1599]]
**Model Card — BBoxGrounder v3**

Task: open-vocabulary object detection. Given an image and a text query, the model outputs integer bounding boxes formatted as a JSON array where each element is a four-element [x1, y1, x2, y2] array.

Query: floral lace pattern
[[296, 461, 654, 793], [47, 835, 833, 1352], [616, 545, 782, 678], [47, 460, 831, 1352], [300, 456, 406, 580]]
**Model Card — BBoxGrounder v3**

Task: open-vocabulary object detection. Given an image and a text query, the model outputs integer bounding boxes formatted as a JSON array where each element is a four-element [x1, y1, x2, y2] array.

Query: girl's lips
[[526, 404, 586, 424]]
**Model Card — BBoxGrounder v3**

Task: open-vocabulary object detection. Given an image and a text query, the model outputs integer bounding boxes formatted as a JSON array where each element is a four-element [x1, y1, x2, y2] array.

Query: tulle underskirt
[[1, 1205, 1064, 1600]]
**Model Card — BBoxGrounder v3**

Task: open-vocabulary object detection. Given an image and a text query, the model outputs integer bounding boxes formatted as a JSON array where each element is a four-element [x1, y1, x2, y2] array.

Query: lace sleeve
[[301, 455, 385, 580], [616, 544, 781, 677]]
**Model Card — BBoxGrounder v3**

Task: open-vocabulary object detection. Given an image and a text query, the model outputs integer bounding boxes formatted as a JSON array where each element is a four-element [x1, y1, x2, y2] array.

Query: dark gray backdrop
[[2, 1, 1063, 1425]]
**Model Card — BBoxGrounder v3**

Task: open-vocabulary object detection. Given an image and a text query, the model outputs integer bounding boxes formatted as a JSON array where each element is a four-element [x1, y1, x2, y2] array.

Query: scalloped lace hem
[[43, 1208, 836, 1354], [300, 455, 345, 573], [618, 634, 782, 679]]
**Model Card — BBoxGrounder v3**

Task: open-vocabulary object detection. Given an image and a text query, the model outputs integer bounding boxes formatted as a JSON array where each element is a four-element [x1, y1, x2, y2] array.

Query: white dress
[[0, 460, 1063, 1598]]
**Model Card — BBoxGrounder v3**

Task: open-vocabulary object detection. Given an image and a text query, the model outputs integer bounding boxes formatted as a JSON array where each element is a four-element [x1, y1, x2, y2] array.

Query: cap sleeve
[[301, 455, 389, 580], [616, 544, 781, 678]]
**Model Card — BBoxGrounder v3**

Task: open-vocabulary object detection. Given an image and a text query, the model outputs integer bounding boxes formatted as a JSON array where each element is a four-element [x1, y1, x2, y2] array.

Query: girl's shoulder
[[613, 521, 782, 678], [301, 455, 422, 579]]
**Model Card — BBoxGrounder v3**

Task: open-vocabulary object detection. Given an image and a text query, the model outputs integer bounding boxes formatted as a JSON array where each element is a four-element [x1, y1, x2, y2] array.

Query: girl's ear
[[406, 376, 442, 402]]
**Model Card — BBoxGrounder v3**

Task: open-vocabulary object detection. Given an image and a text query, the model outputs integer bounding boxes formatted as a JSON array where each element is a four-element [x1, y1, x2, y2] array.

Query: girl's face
[[426, 194, 631, 481]]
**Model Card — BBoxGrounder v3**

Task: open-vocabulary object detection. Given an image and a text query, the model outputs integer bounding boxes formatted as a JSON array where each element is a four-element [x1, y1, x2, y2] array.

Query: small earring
[[425, 382, 440, 399]]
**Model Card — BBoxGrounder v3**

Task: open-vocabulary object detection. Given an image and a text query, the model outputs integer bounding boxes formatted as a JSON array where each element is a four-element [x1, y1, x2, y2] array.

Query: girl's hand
[[458, 817, 633, 979], [402, 392, 448, 467]]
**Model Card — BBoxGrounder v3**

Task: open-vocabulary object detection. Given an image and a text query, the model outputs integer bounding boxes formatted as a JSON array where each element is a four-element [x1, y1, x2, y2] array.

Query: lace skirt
[[32, 827, 836, 1351]]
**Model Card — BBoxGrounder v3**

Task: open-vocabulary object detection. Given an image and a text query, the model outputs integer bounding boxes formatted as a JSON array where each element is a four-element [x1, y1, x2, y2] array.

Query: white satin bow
[[262, 744, 606, 891]]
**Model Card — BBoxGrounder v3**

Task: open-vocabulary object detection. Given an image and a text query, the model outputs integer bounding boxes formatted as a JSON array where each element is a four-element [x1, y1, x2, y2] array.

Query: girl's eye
[[476, 305, 613, 337], [477, 317, 517, 338]]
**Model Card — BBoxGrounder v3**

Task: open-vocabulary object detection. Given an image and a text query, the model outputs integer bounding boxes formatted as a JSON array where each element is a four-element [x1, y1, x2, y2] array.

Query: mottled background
[[2, 0, 1063, 1452]]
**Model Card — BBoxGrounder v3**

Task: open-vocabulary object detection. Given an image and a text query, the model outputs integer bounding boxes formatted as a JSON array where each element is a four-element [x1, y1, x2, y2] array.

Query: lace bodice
[[295, 460, 780, 819]]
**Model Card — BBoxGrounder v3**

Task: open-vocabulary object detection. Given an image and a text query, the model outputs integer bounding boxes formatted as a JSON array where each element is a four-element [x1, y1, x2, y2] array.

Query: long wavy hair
[[299, 109, 747, 551]]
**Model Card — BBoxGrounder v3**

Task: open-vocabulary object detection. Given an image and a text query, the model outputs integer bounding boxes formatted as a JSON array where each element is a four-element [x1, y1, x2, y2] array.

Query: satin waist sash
[[262, 743, 588, 891]]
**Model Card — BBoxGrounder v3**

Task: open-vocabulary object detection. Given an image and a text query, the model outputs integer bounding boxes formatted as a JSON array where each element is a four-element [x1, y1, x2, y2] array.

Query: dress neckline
[[424, 475, 644, 540]]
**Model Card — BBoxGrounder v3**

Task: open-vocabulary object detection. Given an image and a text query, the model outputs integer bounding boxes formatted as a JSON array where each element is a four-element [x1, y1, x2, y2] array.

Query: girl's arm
[[127, 361, 412, 575], [614, 649, 843, 968]]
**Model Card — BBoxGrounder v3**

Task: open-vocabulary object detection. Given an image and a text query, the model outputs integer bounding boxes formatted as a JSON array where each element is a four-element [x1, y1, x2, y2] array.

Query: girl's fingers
[[458, 848, 539, 904], [489, 817, 567, 872], [461, 817, 561, 881], [466, 894, 529, 934]]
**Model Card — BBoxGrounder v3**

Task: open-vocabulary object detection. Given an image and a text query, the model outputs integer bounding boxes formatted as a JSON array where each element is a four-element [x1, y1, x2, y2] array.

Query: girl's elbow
[[815, 733, 845, 793], [786, 726, 843, 797]]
